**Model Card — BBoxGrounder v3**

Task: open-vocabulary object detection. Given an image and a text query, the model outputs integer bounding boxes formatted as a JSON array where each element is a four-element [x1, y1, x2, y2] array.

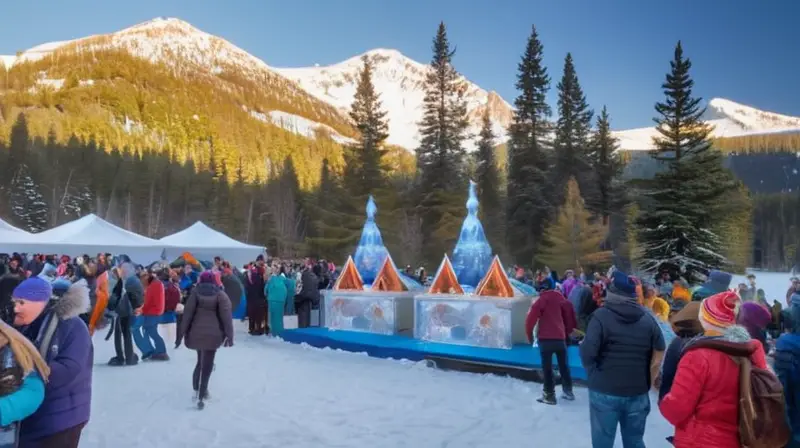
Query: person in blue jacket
[[265, 265, 289, 336], [0, 316, 51, 448], [13, 277, 92, 448], [776, 288, 800, 448]]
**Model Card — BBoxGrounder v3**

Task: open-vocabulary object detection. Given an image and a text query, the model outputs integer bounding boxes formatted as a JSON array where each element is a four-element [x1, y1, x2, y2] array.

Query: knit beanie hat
[[737, 302, 772, 339], [699, 291, 740, 334], [199, 271, 216, 284], [12, 277, 53, 303], [609, 271, 637, 298]]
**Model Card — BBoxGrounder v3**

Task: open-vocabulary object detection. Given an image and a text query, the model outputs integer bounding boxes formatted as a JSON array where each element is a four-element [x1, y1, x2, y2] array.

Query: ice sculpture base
[[323, 290, 415, 336], [413, 294, 533, 350]]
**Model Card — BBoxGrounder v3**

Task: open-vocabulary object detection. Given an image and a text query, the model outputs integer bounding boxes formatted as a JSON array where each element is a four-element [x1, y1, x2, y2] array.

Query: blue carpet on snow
[[281, 327, 586, 380]]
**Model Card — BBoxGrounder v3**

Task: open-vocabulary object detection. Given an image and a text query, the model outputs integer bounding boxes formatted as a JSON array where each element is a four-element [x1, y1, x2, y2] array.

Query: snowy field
[[733, 270, 796, 304], [82, 323, 672, 448], [79, 270, 795, 447]]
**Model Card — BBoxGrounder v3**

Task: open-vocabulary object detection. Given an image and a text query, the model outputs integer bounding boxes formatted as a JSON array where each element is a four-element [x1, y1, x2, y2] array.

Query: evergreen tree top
[[513, 25, 551, 119]]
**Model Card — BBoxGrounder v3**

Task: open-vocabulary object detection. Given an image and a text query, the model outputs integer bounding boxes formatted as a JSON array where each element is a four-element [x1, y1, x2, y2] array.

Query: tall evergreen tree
[[347, 55, 390, 196], [635, 41, 736, 283], [589, 106, 623, 223], [7, 114, 49, 231], [416, 22, 471, 262], [552, 53, 595, 205], [416, 22, 470, 192], [506, 25, 553, 266], [475, 109, 503, 253]]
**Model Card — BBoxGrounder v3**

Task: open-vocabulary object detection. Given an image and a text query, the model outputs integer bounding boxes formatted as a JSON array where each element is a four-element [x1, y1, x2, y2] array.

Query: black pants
[[193, 349, 217, 397], [113, 316, 135, 362], [23, 422, 85, 448], [175, 313, 183, 346], [247, 299, 267, 335], [296, 299, 311, 328], [539, 339, 572, 395]]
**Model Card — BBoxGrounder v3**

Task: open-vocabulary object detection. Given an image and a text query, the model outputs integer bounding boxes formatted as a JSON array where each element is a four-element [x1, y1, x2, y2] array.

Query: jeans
[[132, 315, 166, 356], [589, 390, 650, 448], [539, 339, 572, 395]]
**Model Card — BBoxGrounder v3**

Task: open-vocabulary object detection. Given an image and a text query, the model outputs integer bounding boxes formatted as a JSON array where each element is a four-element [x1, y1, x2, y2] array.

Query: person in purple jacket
[[12, 276, 92, 448]]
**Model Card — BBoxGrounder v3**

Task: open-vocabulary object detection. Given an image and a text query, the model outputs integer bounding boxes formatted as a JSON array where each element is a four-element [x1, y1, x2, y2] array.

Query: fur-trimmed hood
[[50, 279, 91, 320]]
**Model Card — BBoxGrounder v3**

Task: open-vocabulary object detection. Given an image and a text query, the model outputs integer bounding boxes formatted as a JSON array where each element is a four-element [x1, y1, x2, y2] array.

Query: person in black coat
[[295, 267, 319, 328]]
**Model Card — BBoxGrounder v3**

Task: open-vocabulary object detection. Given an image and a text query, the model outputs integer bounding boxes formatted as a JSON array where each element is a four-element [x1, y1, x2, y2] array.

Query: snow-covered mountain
[[275, 49, 514, 150], [614, 98, 800, 150]]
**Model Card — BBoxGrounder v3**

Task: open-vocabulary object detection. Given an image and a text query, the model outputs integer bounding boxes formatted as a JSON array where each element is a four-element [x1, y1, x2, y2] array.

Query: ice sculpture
[[475, 256, 514, 298], [333, 256, 365, 291], [372, 254, 408, 292], [353, 196, 388, 285], [451, 181, 493, 289], [428, 255, 464, 295]]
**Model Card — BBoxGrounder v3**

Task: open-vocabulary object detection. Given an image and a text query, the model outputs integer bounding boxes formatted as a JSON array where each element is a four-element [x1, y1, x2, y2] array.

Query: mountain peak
[[123, 17, 202, 35]]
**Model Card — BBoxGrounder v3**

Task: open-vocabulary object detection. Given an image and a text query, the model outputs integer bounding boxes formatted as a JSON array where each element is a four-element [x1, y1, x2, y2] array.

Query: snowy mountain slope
[[275, 49, 514, 150], [5, 17, 356, 139], [614, 98, 800, 150], [0, 55, 15, 68]]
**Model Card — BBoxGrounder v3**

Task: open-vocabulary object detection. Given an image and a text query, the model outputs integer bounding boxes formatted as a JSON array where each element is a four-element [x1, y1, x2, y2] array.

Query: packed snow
[[83, 323, 673, 447], [733, 269, 797, 305]]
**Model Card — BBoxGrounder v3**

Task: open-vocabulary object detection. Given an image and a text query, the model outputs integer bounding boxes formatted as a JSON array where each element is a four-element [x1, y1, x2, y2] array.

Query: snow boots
[[537, 393, 557, 405]]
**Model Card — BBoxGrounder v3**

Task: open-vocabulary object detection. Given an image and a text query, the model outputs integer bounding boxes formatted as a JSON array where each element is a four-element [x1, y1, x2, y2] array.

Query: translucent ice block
[[413, 294, 533, 349], [323, 290, 415, 336]]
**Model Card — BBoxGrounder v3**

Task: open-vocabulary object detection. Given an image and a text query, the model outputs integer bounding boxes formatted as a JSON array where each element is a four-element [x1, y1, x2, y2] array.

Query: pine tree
[[416, 22, 471, 262], [635, 41, 736, 283], [506, 25, 553, 267], [475, 108, 503, 253], [552, 53, 595, 205], [7, 114, 49, 231], [348, 55, 390, 197], [539, 177, 611, 274], [416, 22, 470, 192], [589, 106, 623, 223]]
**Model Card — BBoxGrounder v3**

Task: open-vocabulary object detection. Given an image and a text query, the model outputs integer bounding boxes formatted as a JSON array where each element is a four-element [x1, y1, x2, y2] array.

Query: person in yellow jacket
[[643, 284, 670, 322]]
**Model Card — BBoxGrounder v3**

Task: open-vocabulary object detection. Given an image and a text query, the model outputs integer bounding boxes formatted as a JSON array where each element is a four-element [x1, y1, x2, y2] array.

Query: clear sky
[[1, 0, 798, 130]]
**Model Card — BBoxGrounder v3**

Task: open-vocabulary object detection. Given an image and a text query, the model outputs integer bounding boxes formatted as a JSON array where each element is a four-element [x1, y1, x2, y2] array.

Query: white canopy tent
[[0, 218, 29, 234], [0, 214, 166, 264], [160, 221, 265, 267]]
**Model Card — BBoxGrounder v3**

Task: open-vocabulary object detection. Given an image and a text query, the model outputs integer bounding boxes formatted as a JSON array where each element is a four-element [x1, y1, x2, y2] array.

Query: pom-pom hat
[[699, 291, 740, 334]]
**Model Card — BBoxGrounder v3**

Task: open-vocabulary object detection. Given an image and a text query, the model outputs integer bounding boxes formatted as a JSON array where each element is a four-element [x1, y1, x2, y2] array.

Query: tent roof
[[0, 218, 29, 234], [35, 214, 161, 245], [159, 222, 264, 250]]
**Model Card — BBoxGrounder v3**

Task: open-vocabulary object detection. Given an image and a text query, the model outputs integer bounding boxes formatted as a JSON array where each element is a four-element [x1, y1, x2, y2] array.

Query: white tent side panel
[[160, 222, 265, 267]]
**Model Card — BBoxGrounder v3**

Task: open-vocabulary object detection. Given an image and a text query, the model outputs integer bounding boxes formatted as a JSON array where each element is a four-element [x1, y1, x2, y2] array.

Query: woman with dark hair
[[178, 271, 234, 409]]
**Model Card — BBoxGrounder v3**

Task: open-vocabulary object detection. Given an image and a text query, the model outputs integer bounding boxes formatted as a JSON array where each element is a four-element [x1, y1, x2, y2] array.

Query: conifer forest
[[1, 22, 798, 274]]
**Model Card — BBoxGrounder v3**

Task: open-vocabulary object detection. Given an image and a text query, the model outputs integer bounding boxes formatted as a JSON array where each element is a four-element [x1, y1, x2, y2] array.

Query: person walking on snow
[[108, 262, 144, 366], [178, 271, 234, 406], [133, 270, 168, 361], [14, 277, 93, 448], [525, 286, 576, 404], [580, 270, 665, 448]]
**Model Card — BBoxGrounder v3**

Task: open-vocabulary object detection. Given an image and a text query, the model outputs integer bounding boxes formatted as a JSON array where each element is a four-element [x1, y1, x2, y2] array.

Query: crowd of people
[[524, 265, 800, 448]]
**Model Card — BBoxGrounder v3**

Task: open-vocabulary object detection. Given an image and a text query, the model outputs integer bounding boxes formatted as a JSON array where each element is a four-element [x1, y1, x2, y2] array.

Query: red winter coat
[[141, 280, 165, 316], [525, 290, 571, 342], [164, 281, 181, 313], [658, 333, 768, 448]]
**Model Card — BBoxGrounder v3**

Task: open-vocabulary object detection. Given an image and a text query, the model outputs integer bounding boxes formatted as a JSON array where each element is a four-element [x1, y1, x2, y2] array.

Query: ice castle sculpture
[[451, 181, 493, 289], [353, 196, 389, 285]]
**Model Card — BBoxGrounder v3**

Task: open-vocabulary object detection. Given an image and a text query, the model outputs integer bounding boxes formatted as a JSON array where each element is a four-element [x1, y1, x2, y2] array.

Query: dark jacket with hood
[[18, 281, 93, 443], [580, 291, 665, 397], [179, 283, 234, 351], [221, 272, 243, 312], [298, 270, 320, 304]]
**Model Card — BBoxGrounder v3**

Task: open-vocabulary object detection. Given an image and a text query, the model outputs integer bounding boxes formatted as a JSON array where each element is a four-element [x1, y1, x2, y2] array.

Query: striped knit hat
[[699, 291, 740, 334]]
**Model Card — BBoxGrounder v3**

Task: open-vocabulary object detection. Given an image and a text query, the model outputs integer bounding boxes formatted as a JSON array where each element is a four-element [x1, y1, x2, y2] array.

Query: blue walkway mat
[[281, 327, 586, 380]]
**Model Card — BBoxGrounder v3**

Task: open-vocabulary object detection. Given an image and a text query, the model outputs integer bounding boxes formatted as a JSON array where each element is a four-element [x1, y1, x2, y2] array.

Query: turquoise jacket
[[265, 275, 288, 303], [0, 373, 45, 427]]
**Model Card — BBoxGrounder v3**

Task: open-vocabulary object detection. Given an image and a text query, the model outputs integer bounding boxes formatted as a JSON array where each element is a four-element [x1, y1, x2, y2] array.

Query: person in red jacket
[[133, 270, 169, 361], [659, 291, 768, 448], [526, 284, 575, 405]]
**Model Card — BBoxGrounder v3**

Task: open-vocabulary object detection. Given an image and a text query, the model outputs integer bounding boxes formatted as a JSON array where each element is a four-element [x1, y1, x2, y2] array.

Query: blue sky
[[1, 0, 798, 129]]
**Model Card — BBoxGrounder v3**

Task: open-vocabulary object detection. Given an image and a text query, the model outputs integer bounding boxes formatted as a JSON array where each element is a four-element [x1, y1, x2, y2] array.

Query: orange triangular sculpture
[[428, 255, 464, 295], [475, 256, 515, 298], [372, 255, 407, 292], [333, 256, 364, 291]]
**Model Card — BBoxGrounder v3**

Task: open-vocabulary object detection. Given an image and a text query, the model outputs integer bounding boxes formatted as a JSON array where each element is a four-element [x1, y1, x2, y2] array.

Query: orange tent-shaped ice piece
[[475, 255, 515, 298], [428, 255, 464, 295], [372, 254, 407, 292], [333, 256, 364, 291]]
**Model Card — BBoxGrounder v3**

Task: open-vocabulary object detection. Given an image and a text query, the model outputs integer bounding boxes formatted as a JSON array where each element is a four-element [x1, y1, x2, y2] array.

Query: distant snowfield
[[733, 270, 796, 305], [84, 323, 672, 447]]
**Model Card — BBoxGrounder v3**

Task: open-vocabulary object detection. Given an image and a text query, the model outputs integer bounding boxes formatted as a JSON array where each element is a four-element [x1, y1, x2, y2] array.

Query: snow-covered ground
[[83, 323, 672, 447]]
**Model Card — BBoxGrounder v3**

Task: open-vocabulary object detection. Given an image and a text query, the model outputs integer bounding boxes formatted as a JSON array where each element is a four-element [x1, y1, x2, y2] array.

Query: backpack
[[729, 355, 791, 448]]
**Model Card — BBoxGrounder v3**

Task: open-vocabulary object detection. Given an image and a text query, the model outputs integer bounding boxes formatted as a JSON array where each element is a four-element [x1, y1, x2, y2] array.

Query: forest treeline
[[1, 22, 798, 273]]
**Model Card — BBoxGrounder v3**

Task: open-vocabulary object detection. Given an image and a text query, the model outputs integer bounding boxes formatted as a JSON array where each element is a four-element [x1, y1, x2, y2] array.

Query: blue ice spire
[[451, 180, 493, 288], [353, 195, 389, 285]]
